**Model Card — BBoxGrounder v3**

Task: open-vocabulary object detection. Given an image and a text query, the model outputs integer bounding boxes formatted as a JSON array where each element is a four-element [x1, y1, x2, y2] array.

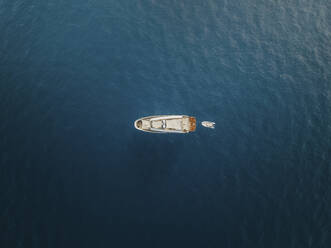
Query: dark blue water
[[1, 0, 330, 247]]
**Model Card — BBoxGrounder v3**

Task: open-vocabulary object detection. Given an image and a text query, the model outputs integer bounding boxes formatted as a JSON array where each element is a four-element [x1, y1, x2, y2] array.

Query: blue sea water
[[1, 0, 330, 247]]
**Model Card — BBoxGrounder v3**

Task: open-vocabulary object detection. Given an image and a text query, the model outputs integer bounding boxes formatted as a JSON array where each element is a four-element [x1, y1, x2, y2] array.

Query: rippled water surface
[[1, 0, 330, 247]]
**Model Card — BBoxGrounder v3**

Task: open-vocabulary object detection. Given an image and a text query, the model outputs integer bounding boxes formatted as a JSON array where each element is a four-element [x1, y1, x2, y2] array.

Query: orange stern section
[[189, 117, 196, 132]]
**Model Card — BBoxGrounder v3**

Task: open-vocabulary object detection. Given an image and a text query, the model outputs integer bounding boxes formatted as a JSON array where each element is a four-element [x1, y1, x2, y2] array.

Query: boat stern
[[188, 116, 196, 132]]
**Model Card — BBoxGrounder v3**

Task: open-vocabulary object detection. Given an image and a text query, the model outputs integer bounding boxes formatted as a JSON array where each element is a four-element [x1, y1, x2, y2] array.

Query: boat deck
[[135, 115, 196, 133]]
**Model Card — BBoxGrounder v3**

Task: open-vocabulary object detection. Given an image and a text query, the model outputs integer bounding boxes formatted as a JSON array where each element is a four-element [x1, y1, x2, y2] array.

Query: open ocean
[[1, 0, 330, 247]]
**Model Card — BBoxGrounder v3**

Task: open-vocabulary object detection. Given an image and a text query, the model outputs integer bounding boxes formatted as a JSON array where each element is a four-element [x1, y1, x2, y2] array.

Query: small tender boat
[[134, 115, 196, 133], [201, 121, 215, 129]]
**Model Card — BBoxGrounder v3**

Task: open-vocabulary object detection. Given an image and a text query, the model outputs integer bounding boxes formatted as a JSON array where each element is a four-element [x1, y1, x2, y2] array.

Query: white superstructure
[[134, 115, 196, 133]]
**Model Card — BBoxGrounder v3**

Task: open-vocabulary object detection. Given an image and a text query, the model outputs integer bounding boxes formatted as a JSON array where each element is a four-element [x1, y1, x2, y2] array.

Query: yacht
[[134, 115, 196, 133]]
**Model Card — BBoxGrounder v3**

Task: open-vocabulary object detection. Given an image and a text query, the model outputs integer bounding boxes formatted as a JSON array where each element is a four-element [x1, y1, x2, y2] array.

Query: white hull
[[134, 115, 196, 133]]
